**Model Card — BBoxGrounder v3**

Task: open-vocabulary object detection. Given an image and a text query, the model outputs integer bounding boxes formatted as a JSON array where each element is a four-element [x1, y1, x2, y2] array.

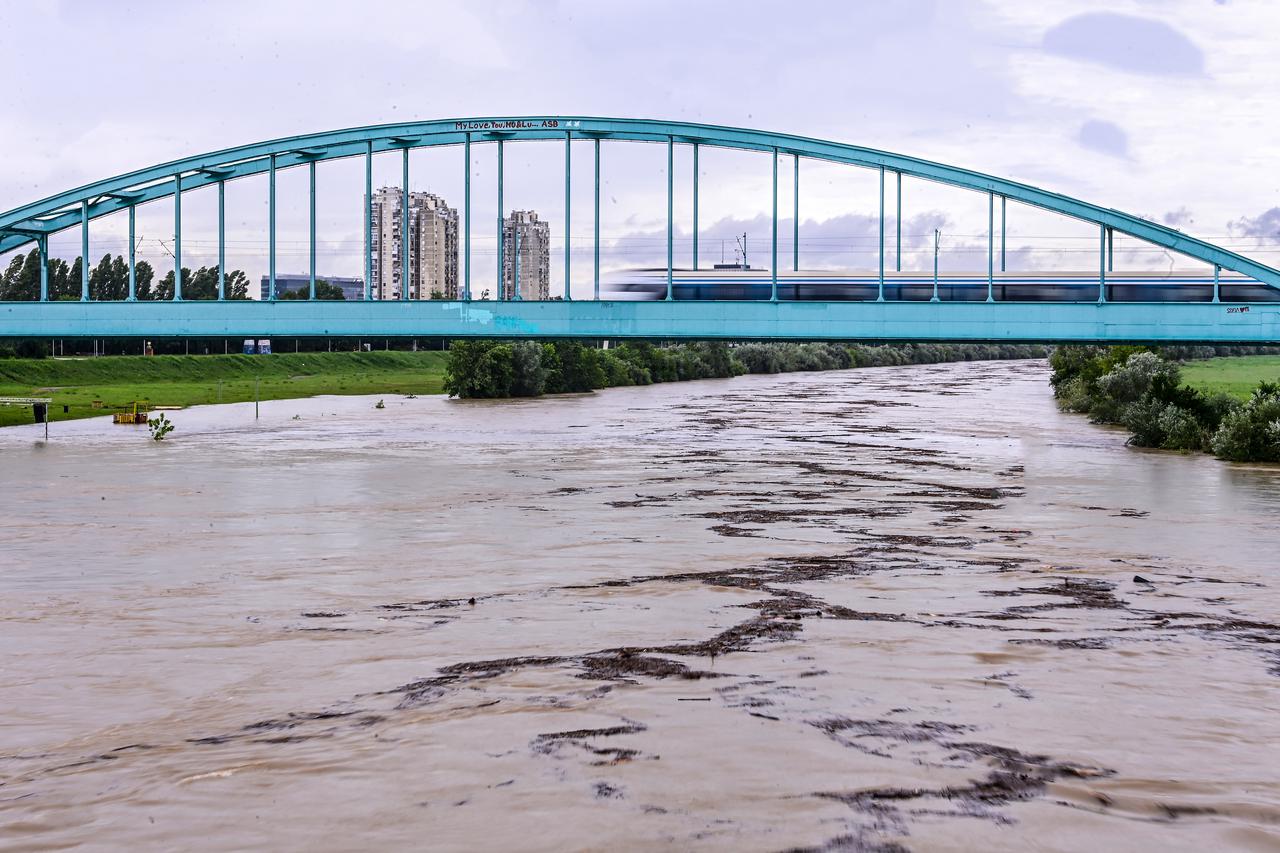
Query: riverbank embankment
[[1, 343, 1052, 428], [0, 351, 449, 427]]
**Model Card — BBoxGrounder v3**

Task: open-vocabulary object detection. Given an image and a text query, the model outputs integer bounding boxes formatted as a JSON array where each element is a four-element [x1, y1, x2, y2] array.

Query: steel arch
[[1, 115, 1277, 289]]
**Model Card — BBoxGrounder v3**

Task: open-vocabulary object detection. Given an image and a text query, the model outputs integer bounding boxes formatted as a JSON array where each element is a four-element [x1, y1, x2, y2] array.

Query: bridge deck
[[1, 300, 1277, 343]]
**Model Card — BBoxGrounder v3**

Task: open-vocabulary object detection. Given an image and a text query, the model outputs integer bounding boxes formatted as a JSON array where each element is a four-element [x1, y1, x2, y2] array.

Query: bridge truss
[[1, 117, 1278, 342]]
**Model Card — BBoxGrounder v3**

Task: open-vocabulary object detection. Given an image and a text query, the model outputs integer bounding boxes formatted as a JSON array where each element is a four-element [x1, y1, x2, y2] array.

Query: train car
[[602, 269, 1278, 303]]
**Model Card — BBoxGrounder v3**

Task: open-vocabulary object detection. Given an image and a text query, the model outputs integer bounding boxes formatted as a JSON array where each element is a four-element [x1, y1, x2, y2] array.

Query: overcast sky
[[2, 0, 1278, 290]]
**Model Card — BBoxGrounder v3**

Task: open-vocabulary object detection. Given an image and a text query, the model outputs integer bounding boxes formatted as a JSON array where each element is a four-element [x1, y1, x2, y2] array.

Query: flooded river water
[[2, 359, 1278, 851]]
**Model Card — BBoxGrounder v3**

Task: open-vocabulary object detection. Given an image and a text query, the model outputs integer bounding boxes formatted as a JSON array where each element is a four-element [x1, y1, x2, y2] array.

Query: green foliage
[[443, 340, 515, 398], [510, 341, 546, 396], [15, 340, 48, 359], [1157, 404, 1206, 451], [1091, 352, 1181, 423], [156, 265, 250, 300], [147, 413, 175, 441], [443, 341, 1051, 400], [278, 279, 346, 300], [542, 341, 606, 393], [1209, 382, 1280, 462], [0, 251, 246, 302], [1046, 345, 1280, 462], [0, 350, 449, 427]]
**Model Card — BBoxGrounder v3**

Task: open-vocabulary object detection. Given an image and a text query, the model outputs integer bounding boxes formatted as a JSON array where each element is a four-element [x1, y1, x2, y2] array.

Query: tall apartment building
[[368, 188, 459, 299], [501, 210, 551, 301]]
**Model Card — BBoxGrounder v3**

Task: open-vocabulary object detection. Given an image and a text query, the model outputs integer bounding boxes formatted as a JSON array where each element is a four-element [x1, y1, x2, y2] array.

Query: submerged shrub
[[1210, 382, 1280, 462], [443, 340, 514, 398], [1093, 352, 1181, 423], [1156, 404, 1205, 451], [1121, 397, 1169, 447], [508, 341, 546, 397], [1055, 375, 1094, 414]]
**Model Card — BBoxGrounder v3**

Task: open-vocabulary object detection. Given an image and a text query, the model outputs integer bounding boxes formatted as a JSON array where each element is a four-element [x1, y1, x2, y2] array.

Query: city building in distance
[[258, 273, 364, 301], [502, 210, 550, 300], [369, 187, 459, 299]]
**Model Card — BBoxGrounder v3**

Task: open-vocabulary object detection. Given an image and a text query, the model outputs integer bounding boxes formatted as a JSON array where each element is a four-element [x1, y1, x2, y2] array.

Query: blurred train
[[603, 269, 1280, 303]]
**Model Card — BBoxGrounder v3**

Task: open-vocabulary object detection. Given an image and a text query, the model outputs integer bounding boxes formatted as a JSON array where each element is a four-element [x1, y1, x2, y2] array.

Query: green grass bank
[[0, 351, 448, 427], [1181, 355, 1280, 400]]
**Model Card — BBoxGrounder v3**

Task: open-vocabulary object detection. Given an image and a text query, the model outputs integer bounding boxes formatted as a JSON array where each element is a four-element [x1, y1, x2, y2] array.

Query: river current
[[1, 360, 1278, 851]]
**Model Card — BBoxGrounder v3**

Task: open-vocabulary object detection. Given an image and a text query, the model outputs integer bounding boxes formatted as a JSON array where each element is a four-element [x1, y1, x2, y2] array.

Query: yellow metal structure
[[113, 401, 150, 425]]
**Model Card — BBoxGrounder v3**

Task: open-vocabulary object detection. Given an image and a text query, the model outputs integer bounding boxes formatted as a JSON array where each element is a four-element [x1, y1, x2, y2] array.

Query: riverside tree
[[0, 250, 252, 302], [279, 279, 346, 300]]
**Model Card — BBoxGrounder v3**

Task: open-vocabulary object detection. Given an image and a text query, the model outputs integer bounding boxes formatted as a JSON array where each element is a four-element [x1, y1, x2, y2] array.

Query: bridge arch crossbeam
[[1, 117, 1276, 291]]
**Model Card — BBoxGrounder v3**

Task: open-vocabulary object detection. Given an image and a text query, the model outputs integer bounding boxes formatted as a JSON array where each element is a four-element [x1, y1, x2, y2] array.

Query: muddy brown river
[[1, 360, 1278, 851]]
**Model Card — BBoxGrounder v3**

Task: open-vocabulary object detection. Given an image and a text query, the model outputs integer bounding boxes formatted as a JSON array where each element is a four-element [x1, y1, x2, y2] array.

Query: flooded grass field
[[1, 360, 1278, 851]]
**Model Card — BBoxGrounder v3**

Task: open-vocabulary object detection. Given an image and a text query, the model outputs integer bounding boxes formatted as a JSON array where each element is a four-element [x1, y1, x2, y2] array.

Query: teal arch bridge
[[1, 117, 1278, 343]]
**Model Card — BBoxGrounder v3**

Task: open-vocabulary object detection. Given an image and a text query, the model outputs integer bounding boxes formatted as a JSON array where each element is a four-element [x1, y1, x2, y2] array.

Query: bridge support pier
[[127, 207, 135, 301], [1000, 195, 1006, 273], [497, 139, 504, 302], [463, 134, 470, 301], [895, 171, 902, 273], [80, 201, 89, 302], [986, 193, 994, 303], [666, 136, 673, 301], [173, 175, 182, 301], [877, 166, 885, 302], [309, 160, 316, 300], [268, 154, 277, 300], [402, 146, 411, 301], [217, 180, 225, 300], [38, 235, 48, 302], [365, 141, 374, 302], [1098, 224, 1107, 304], [693, 143, 700, 271], [564, 131, 571, 301], [593, 137, 600, 300], [770, 146, 778, 302], [793, 153, 799, 272]]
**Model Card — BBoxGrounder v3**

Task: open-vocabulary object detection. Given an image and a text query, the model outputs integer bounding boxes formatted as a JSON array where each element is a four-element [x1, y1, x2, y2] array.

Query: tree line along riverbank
[[440, 341, 1053, 398], [1051, 348, 1280, 462]]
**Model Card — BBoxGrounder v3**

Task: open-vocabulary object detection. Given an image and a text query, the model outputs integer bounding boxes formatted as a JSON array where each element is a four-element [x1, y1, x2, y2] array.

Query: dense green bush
[[1048, 345, 1280, 462], [510, 342, 546, 397], [1092, 352, 1181, 424], [443, 340, 514, 398], [1210, 382, 1280, 462], [2, 339, 50, 359]]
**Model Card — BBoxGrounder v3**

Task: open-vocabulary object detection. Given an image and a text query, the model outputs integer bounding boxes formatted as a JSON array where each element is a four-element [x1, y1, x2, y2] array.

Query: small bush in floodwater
[[147, 413, 174, 441]]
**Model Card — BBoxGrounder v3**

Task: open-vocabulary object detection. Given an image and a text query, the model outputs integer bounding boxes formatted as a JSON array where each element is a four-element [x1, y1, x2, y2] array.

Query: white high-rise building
[[368, 188, 459, 299], [501, 210, 550, 301]]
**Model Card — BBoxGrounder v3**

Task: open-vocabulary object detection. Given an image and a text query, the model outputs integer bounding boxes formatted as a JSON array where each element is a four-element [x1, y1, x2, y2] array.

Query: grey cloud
[[1043, 13, 1204, 76], [1228, 207, 1280, 238], [1077, 120, 1129, 158], [1162, 207, 1194, 228]]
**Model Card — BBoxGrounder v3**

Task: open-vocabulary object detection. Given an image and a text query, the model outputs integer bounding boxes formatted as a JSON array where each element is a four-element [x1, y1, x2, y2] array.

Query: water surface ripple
[[2, 360, 1278, 851]]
